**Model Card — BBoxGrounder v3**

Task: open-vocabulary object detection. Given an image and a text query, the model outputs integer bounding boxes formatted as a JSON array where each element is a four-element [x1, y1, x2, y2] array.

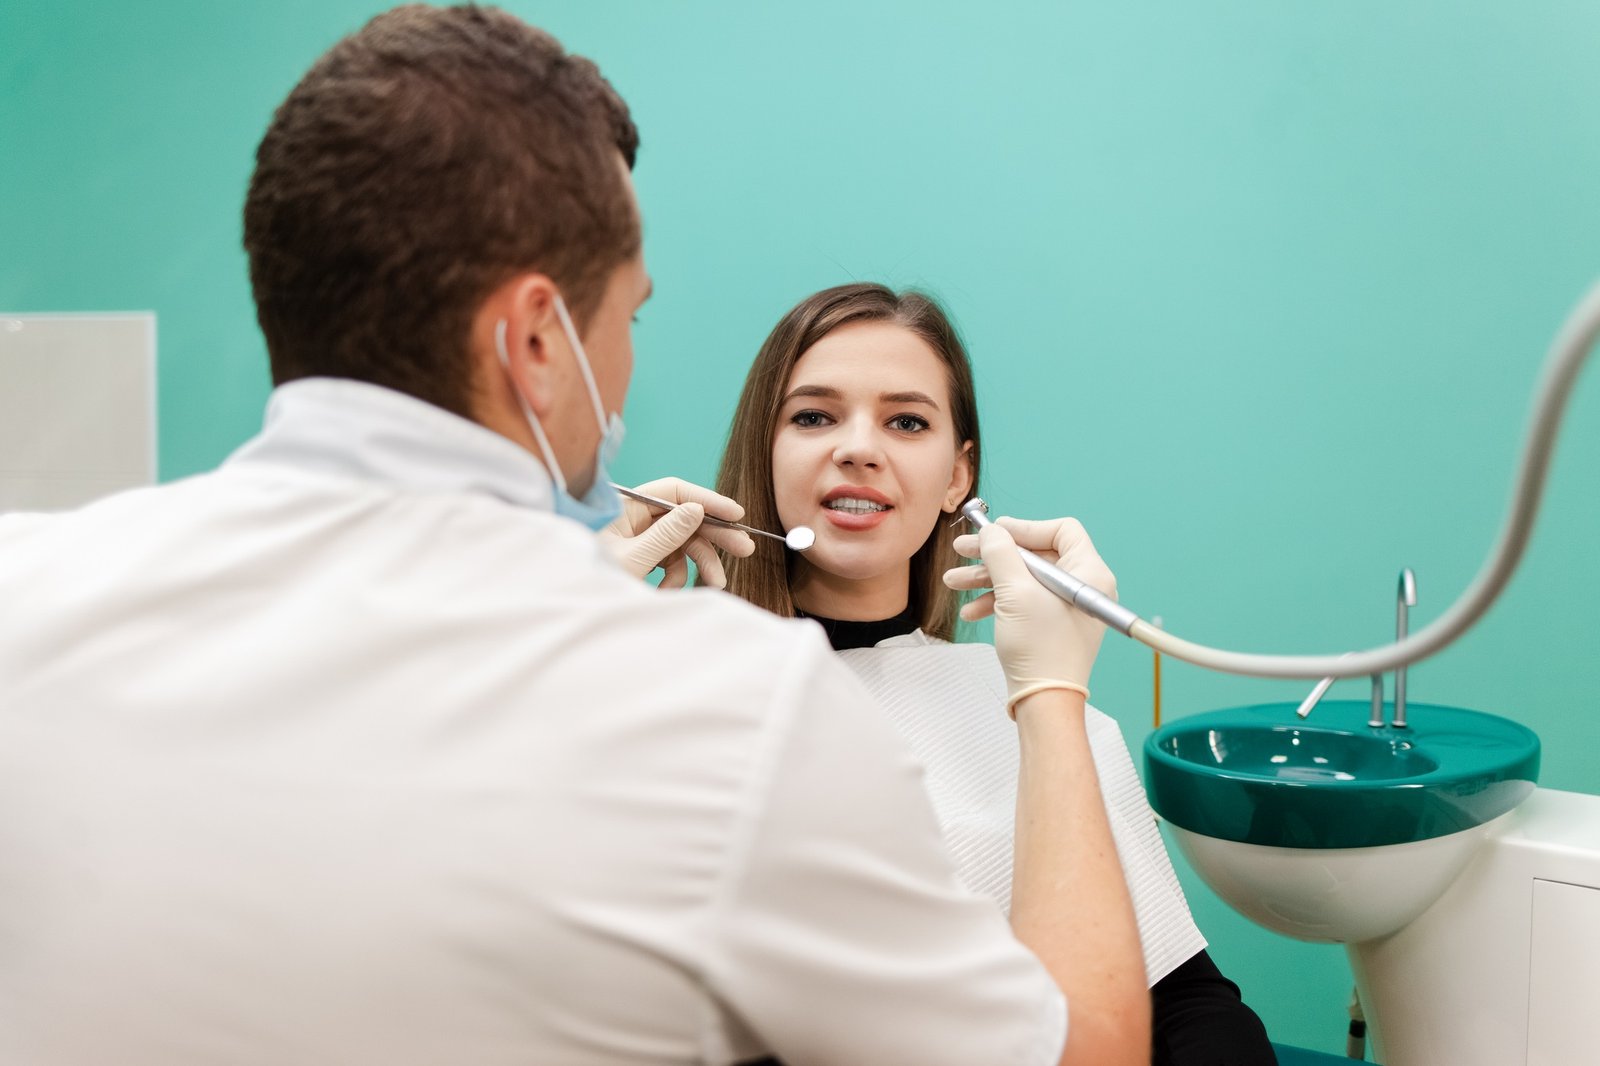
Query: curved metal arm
[[972, 280, 1600, 681]]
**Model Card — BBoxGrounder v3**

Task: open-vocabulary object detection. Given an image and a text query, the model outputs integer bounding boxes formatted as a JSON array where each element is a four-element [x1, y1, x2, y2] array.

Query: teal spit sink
[[1144, 701, 1540, 850]]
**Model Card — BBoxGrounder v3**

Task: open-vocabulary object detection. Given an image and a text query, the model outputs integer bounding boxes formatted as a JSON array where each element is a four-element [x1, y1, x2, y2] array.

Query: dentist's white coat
[[0, 379, 1067, 1066]]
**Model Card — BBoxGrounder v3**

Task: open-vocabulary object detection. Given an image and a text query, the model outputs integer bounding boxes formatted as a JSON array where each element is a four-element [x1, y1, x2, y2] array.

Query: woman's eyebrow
[[781, 385, 941, 409], [881, 390, 940, 409], [781, 384, 842, 403]]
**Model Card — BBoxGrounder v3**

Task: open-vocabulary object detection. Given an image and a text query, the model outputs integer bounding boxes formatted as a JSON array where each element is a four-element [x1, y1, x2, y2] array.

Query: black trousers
[[1151, 949, 1276, 1065]]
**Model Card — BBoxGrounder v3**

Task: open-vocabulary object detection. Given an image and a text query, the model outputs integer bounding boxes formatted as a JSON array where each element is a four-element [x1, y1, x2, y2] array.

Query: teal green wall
[[6, 1, 1598, 1054]]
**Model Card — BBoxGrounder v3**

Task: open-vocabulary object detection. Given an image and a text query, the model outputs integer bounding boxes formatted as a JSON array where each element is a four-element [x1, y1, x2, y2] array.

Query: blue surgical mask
[[495, 295, 625, 530]]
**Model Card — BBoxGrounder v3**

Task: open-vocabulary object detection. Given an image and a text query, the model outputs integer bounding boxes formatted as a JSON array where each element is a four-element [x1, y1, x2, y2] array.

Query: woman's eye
[[889, 414, 930, 432], [790, 409, 832, 428]]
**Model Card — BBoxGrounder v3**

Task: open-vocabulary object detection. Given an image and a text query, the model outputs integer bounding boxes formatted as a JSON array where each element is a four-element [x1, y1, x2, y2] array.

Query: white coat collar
[[226, 378, 557, 511]]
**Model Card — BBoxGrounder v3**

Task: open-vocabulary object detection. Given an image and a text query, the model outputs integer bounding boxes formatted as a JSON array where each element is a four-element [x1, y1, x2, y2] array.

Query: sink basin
[[1160, 724, 1440, 782], [1144, 701, 1540, 941], [1146, 700, 1539, 849]]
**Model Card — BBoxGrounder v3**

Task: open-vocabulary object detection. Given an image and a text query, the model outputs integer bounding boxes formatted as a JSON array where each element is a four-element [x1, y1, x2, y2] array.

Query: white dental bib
[[839, 633, 1207, 986]]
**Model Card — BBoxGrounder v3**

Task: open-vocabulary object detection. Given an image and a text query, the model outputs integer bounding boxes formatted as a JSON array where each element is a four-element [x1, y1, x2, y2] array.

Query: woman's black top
[[743, 611, 1279, 1066], [796, 606, 921, 652]]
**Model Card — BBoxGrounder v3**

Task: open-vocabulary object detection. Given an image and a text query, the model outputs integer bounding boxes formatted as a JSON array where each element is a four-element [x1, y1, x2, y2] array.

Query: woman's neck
[[790, 562, 910, 622], [798, 604, 919, 652]]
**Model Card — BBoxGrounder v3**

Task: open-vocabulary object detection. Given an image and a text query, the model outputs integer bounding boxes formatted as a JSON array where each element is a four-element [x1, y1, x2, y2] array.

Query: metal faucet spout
[[1295, 674, 1338, 719], [1394, 569, 1417, 728], [1295, 652, 1354, 719]]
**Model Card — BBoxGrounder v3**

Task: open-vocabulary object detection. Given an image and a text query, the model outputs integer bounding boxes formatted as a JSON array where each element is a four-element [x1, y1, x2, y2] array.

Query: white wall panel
[[0, 314, 156, 513]]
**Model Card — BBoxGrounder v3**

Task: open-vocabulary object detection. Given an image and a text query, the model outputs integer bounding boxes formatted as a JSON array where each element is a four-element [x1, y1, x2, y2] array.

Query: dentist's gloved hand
[[600, 477, 755, 589], [944, 516, 1117, 717]]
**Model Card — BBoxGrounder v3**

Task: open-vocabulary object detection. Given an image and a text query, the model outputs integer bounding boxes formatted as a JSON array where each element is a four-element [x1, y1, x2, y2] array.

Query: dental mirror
[[612, 483, 814, 553]]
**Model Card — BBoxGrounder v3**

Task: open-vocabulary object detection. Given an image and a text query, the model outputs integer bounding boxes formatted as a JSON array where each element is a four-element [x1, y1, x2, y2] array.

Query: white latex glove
[[944, 515, 1117, 717], [600, 477, 755, 589]]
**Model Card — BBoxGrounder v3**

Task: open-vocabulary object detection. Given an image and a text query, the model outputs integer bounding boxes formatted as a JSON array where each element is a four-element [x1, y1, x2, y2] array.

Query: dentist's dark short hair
[[244, 3, 640, 420]]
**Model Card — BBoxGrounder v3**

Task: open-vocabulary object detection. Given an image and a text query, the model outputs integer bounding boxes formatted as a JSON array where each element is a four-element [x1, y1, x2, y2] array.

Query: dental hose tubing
[[986, 280, 1600, 681]]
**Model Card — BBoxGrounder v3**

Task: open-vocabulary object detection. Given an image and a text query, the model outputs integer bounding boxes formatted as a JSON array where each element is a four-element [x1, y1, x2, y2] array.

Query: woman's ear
[[942, 440, 975, 513]]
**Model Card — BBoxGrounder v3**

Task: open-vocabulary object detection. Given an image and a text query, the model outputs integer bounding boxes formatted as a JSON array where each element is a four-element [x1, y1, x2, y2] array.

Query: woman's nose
[[832, 420, 883, 469]]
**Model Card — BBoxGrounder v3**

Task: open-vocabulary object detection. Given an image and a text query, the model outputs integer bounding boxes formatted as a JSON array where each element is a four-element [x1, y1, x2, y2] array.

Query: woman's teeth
[[825, 498, 890, 514]]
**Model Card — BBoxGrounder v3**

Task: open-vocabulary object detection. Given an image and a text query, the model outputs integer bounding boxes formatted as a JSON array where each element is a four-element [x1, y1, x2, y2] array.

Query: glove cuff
[[1006, 680, 1090, 720]]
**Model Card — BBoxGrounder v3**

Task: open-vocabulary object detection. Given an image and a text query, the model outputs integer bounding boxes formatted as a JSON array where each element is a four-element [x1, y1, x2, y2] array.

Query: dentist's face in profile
[[544, 161, 651, 495], [771, 321, 973, 594], [579, 256, 650, 428]]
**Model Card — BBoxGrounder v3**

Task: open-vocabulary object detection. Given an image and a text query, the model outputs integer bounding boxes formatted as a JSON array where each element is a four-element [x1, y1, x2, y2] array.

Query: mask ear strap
[[495, 318, 568, 493], [552, 295, 611, 430]]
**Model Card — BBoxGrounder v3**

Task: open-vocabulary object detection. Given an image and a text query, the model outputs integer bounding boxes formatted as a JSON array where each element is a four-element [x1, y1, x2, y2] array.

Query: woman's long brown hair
[[715, 283, 981, 640]]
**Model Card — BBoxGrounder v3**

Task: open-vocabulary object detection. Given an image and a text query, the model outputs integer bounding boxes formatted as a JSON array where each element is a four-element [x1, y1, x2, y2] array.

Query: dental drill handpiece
[[959, 498, 1139, 635]]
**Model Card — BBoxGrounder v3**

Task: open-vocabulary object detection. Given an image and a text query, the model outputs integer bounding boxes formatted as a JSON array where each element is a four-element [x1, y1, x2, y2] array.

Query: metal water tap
[[1296, 568, 1417, 726], [1393, 568, 1417, 728]]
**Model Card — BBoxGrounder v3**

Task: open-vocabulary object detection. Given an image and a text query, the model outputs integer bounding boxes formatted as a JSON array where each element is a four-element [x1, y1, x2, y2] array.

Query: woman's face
[[772, 321, 973, 617]]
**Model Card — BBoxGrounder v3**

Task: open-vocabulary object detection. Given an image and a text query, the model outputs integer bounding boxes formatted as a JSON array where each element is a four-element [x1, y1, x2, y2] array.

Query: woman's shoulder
[[839, 634, 1008, 709], [853, 632, 1007, 679]]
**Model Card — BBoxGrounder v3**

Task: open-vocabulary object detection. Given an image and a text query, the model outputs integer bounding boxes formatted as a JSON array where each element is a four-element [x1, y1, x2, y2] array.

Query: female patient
[[716, 283, 1275, 1065]]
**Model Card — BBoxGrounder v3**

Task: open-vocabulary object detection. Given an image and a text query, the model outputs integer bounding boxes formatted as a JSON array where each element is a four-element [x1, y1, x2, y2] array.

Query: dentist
[[0, 6, 1146, 1065]]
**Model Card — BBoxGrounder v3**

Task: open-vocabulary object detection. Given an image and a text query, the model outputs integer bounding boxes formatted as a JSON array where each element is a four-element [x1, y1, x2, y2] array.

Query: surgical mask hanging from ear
[[495, 295, 625, 530]]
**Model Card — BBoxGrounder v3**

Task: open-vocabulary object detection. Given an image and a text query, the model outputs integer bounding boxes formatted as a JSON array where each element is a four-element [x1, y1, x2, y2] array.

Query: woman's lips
[[821, 503, 892, 531]]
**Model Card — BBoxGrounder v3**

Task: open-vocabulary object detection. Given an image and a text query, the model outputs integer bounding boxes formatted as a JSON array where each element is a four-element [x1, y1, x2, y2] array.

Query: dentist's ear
[[475, 272, 563, 420]]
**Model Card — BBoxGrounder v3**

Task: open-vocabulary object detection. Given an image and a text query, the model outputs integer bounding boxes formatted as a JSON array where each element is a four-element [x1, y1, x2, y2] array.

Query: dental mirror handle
[[610, 483, 814, 551], [960, 499, 1139, 635]]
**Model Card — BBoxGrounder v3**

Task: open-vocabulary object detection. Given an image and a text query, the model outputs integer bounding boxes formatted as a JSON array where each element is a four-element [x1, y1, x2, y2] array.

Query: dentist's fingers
[[953, 528, 1057, 565], [959, 590, 997, 623], [698, 525, 757, 559], [1014, 515, 1118, 602], [943, 562, 993, 591], [956, 516, 1101, 571], [976, 522, 1042, 603], [684, 535, 727, 589], [946, 557, 995, 620], [657, 549, 690, 590], [992, 514, 1079, 554], [626, 477, 756, 559], [602, 502, 704, 581], [630, 476, 746, 524], [950, 516, 1119, 631], [946, 528, 1000, 618]]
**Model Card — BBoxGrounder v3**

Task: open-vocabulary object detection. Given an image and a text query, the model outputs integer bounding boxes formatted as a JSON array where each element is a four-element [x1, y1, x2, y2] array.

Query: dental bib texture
[[840, 633, 1206, 986]]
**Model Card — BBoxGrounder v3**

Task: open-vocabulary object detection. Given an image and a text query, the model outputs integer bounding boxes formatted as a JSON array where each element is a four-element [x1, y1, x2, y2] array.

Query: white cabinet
[[1527, 879, 1600, 1066]]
